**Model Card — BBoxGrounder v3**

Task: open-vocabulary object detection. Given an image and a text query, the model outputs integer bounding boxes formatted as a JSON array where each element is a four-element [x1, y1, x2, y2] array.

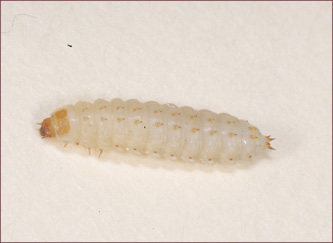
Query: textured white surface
[[1, 2, 332, 242]]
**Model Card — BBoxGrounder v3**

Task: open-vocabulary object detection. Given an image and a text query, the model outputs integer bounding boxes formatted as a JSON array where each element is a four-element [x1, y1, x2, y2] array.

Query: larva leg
[[98, 149, 103, 158]]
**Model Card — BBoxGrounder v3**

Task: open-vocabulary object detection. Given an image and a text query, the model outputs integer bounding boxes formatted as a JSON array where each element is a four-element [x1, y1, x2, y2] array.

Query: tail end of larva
[[265, 135, 275, 150]]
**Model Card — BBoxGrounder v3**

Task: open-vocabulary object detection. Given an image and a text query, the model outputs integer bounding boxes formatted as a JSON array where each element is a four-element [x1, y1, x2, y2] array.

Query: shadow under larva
[[38, 98, 275, 165]]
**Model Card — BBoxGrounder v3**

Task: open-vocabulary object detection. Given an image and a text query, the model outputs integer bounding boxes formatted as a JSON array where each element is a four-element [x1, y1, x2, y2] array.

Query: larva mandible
[[39, 98, 274, 163]]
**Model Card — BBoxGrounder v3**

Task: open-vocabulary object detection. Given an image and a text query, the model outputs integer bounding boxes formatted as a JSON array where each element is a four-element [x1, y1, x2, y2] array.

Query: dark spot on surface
[[67, 44, 72, 47]]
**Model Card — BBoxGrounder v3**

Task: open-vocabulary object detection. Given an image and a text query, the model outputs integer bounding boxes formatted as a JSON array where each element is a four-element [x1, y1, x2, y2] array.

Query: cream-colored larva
[[39, 98, 274, 163]]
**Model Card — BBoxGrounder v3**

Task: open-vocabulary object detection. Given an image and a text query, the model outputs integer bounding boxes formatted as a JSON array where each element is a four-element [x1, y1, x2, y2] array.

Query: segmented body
[[40, 98, 274, 163]]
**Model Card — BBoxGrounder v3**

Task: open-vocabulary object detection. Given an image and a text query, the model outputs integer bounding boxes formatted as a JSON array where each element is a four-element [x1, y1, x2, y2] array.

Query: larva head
[[39, 106, 80, 143], [39, 117, 55, 138], [39, 109, 69, 139]]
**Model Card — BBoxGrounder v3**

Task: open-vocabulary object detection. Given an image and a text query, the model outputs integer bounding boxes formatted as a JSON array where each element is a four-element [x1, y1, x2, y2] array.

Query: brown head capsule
[[39, 117, 55, 138], [39, 108, 71, 139]]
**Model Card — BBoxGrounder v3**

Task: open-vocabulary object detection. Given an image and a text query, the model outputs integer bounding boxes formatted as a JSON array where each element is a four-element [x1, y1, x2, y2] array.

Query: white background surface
[[1, 2, 332, 242]]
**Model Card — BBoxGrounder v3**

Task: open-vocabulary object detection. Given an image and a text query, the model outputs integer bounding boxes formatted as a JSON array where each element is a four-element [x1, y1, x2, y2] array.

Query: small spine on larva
[[39, 98, 274, 163]]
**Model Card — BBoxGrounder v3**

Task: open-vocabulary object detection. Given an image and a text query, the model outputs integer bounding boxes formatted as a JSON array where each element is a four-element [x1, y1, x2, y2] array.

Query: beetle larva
[[39, 98, 274, 163]]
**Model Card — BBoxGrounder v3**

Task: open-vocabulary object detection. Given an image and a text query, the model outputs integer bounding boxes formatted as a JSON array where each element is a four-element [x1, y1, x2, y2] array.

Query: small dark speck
[[67, 44, 72, 48], [98, 211, 101, 213], [144, 126, 146, 128]]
